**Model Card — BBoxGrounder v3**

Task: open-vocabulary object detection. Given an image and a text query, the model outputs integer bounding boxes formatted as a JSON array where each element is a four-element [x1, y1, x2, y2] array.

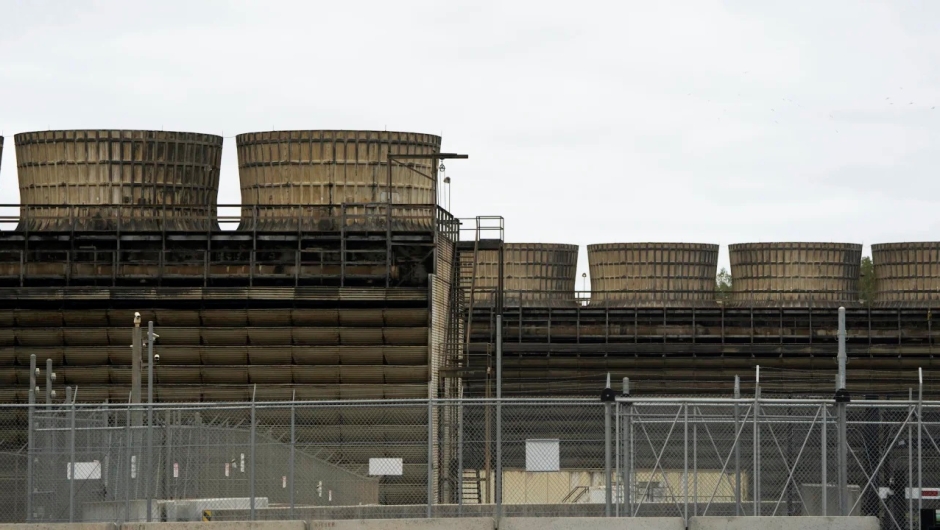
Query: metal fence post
[[289, 391, 296, 519], [753, 367, 760, 516], [821, 402, 827, 516], [67, 386, 75, 523], [683, 403, 689, 524], [918, 368, 923, 516], [605, 402, 612, 517], [250, 386, 256, 521], [837, 307, 849, 516], [734, 375, 741, 516], [146, 321, 155, 522], [909, 388, 914, 530], [693, 416, 698, 517], [27, 354, 36, 522], [624, 378, 632, 518], [495, 314, 503, 523], [458, 398, 464, 514], [427, 398, 433, 518]]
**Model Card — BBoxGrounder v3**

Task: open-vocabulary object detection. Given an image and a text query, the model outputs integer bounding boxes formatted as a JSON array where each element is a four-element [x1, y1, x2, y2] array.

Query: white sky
[[1, 0, 938, 282]]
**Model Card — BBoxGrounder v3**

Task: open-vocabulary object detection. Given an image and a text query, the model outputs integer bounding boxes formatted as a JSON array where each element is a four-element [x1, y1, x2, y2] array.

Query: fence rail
[[1, 392, 939, 528]]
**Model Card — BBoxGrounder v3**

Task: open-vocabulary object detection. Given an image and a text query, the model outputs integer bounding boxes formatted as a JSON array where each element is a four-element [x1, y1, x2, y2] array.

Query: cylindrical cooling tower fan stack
[[872, 242, 940, 308], [587, 243, 719, 307], [728, 242, 862, 307], [464, 243, 579, 307], [14, 130, 222, 231], [236, 130, 441, 231]]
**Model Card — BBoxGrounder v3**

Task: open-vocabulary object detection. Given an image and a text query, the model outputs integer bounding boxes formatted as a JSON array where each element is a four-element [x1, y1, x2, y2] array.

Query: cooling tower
[[871, 242, 940, 307], [464, 243, 578, 307], [729, 242, 862, 307], [14, 130, 222, 231], [236, 130, 441, 230], [587, 243, 719, 306]]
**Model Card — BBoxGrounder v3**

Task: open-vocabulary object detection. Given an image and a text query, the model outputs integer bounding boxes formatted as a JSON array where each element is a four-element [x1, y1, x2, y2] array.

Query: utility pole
[[132, 312, 142, 426]]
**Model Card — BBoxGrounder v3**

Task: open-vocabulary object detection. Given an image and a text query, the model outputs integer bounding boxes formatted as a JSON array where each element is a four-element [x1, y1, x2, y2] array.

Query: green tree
[[859, 256, 876, 306], [716, 267, 732, 302]]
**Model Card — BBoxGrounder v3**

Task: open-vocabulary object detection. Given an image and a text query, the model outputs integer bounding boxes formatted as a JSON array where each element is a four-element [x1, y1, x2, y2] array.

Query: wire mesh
[[0, 396, 939, 525]]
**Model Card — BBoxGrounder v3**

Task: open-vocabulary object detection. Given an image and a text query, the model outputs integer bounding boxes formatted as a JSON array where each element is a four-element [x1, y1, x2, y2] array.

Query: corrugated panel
[[248, 347, 292, 365], [292, 347, 340, 365], [339, 328, 384, 345], [383, 327, 428, 345], [338, 365, 383, 384], [62, 310, 109, 326], [729, 242, 862, 307], [467, 243, 579, 307], [155, 366, 201, 384], [153, 347, 200, 365], [588, 243, 720, 307], [63, 328, 108, 346], [201, 347, 248, 365], [294, 329, 341, 345], [385, 365, 428, 384], [108, 366, 132, 385], [15, 329, 63, 346], [248, 309, 291, 326], [0, 349, 15, 367], [292, 310, 340, 326], [236, 130, 440, 230], [155, 310, 202, 326], [0, 331, 13, 347], [293, 366, 340, 384], [65, 347, 108, 366], [202, 310, 248, 327], [384, 308, 428, 327], [872, 242, 940, 307], [202, 387, 251, 402], [157, 328, 201, 346], [338, 309, 385, 326], [247, 366, 289, 384], [337, 347, 383, 365], [294, 386, 341, 401], [384, 346, 427, 365], [15, 129, 222, 231], [245, 328, 292, 346], [156, 386, 203, 403], [201, 328, 249, 345], [58, 366, 110, 385], [203, 367, 248, 384], [14, 310, 63, 327], [0, 311, 13, 327]]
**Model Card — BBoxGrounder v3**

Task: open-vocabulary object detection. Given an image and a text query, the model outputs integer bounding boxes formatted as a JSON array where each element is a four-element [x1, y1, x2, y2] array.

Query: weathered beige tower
[[14, 130, 222, 231], [236, 130, 441, 230], [729, 242, 862, 307], [872, 242, 940, 307], [465, 243, 579, 307], [587, 243, 719, 306]]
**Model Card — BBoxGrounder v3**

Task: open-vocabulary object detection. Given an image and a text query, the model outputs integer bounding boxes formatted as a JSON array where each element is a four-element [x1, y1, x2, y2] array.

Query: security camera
[[51, 373, 56, 381], [134, 312, 141, 325], [153, 354, 160, 363]]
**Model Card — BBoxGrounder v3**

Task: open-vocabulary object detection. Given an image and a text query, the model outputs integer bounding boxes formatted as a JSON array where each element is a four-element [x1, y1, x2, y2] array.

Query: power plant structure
[[1, 127, 940, 516]]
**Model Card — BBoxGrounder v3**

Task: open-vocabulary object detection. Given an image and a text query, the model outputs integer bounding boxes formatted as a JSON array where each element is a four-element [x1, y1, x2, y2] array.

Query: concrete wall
[[309, 519, 492, 530], [123, 522, 305, 530], [500, 517, 686, 530], [690, 516, 880, 530], [0, 525, 116, 530]]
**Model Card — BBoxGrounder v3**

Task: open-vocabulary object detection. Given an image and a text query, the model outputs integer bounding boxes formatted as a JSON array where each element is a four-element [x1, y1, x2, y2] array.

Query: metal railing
[[1, 385, 939, 527]]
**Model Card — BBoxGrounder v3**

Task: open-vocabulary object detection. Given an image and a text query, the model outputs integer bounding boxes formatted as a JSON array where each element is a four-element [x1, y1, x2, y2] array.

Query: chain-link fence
[[2, 394, 940, 527]]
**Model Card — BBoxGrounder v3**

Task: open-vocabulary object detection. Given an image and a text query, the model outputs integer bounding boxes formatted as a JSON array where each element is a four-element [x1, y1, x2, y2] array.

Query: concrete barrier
[[500, 518, 686, 530], [690, 516, 880, 530], [122, 522, 305, 530], [0, 525, 116, 530], [308, 519, 493, 530]]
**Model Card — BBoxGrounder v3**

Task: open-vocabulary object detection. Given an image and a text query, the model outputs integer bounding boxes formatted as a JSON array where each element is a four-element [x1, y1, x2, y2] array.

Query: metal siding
[[236, 130, 441, 230], [14, 130, 222, 231], [728, 242, 862, 307], [872, 242, 940, 307], [464, 243, 578, 307], [587, 243, 719, 306]]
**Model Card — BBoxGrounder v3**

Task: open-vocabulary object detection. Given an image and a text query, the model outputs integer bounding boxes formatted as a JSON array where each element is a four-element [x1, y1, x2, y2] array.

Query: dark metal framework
[[456, 298, 940, 397], [0, 204, 458, 288]]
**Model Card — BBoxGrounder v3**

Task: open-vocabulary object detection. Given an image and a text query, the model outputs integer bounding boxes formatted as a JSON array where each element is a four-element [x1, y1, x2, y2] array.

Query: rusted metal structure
[[728, 242, 862, 307], [463, 243, 577, 307], [872, 242, 940, 307], [587, 243, 718, 306], [14, 130, 222, 231], [236, 130, 441, 231]]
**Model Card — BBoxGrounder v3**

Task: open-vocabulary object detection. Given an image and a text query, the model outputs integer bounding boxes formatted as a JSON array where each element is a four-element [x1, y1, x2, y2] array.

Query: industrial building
[[0, 129, 938, 514]]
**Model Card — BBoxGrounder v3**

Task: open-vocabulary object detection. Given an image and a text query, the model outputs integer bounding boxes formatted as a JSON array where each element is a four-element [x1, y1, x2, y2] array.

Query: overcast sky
[[1, 0, 938, 281]]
